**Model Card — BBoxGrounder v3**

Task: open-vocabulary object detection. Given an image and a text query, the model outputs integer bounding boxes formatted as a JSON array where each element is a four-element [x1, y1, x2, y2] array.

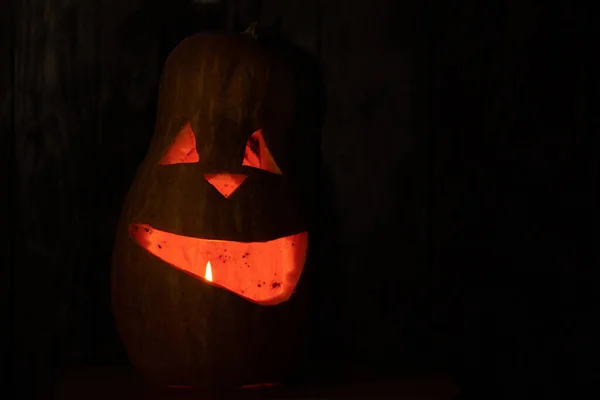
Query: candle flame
[[205, 261, 213, 282]]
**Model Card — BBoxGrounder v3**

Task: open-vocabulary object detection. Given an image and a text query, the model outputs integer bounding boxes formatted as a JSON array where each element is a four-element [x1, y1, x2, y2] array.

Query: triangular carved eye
[[242, 129, 282, 175], [158, 122, 200, 165]]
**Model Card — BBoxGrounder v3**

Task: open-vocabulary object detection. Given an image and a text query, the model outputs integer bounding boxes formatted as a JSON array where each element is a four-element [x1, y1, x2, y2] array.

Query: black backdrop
[[1, 0, 591, 398]]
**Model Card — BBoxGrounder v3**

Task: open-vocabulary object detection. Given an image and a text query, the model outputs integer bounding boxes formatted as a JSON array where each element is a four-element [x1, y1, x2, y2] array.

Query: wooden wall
[[1, 0, 589, 397], [1, 0, 16, 389]]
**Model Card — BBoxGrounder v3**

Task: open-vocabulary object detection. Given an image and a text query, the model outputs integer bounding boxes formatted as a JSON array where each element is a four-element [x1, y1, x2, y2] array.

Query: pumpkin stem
[[241, 20, 259, 39]]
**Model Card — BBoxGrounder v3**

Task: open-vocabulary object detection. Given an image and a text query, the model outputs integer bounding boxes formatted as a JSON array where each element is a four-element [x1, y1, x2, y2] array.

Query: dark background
[[1, 0, 591, 398]]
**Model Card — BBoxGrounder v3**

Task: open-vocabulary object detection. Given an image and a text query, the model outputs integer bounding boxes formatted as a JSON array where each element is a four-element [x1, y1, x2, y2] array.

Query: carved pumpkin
[[111, 33, 317, 388]]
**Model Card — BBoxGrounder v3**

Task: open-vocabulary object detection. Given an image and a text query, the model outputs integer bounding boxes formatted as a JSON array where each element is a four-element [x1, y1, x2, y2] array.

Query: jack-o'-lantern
[[111, 32, 319, 388]]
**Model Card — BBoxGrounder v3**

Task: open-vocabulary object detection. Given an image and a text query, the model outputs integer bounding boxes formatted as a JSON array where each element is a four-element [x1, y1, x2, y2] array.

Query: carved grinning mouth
[[129, 224, 308, 305]]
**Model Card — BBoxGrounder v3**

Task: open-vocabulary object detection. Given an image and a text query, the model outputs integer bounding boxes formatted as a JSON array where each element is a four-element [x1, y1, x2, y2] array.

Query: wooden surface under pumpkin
[[111, 33, 321, 388], [52, 367, 461, 400]]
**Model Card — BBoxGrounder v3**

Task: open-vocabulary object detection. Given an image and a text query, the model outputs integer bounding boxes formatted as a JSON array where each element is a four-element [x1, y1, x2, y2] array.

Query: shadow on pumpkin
[[240, 33, 344, 385]]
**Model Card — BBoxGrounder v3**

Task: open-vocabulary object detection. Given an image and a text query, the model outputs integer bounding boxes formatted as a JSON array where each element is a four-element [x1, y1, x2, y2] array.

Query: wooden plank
[[83, 0, 168, 366], [259, 0, 322, 57], [0, 0, 15, 389], [12, 0, 103, 390], [53, 367, 459, 400], [317, 0, 433, 375]]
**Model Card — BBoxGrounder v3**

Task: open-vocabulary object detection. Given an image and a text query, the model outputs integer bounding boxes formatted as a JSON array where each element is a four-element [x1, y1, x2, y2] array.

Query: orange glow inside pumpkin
[[204, 173, 248, 198], [158, 122, 200, 165], [243, 129, 282, 175], [129, 224, 308, 305]]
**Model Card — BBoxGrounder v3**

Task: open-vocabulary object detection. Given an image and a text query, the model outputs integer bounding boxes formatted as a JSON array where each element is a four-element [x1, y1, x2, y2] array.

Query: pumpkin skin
[[111, 34, 316, 388]]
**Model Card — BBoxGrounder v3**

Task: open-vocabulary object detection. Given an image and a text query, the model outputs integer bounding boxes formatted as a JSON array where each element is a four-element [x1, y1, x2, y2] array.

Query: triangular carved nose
[[204, 173, 247, 198]]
